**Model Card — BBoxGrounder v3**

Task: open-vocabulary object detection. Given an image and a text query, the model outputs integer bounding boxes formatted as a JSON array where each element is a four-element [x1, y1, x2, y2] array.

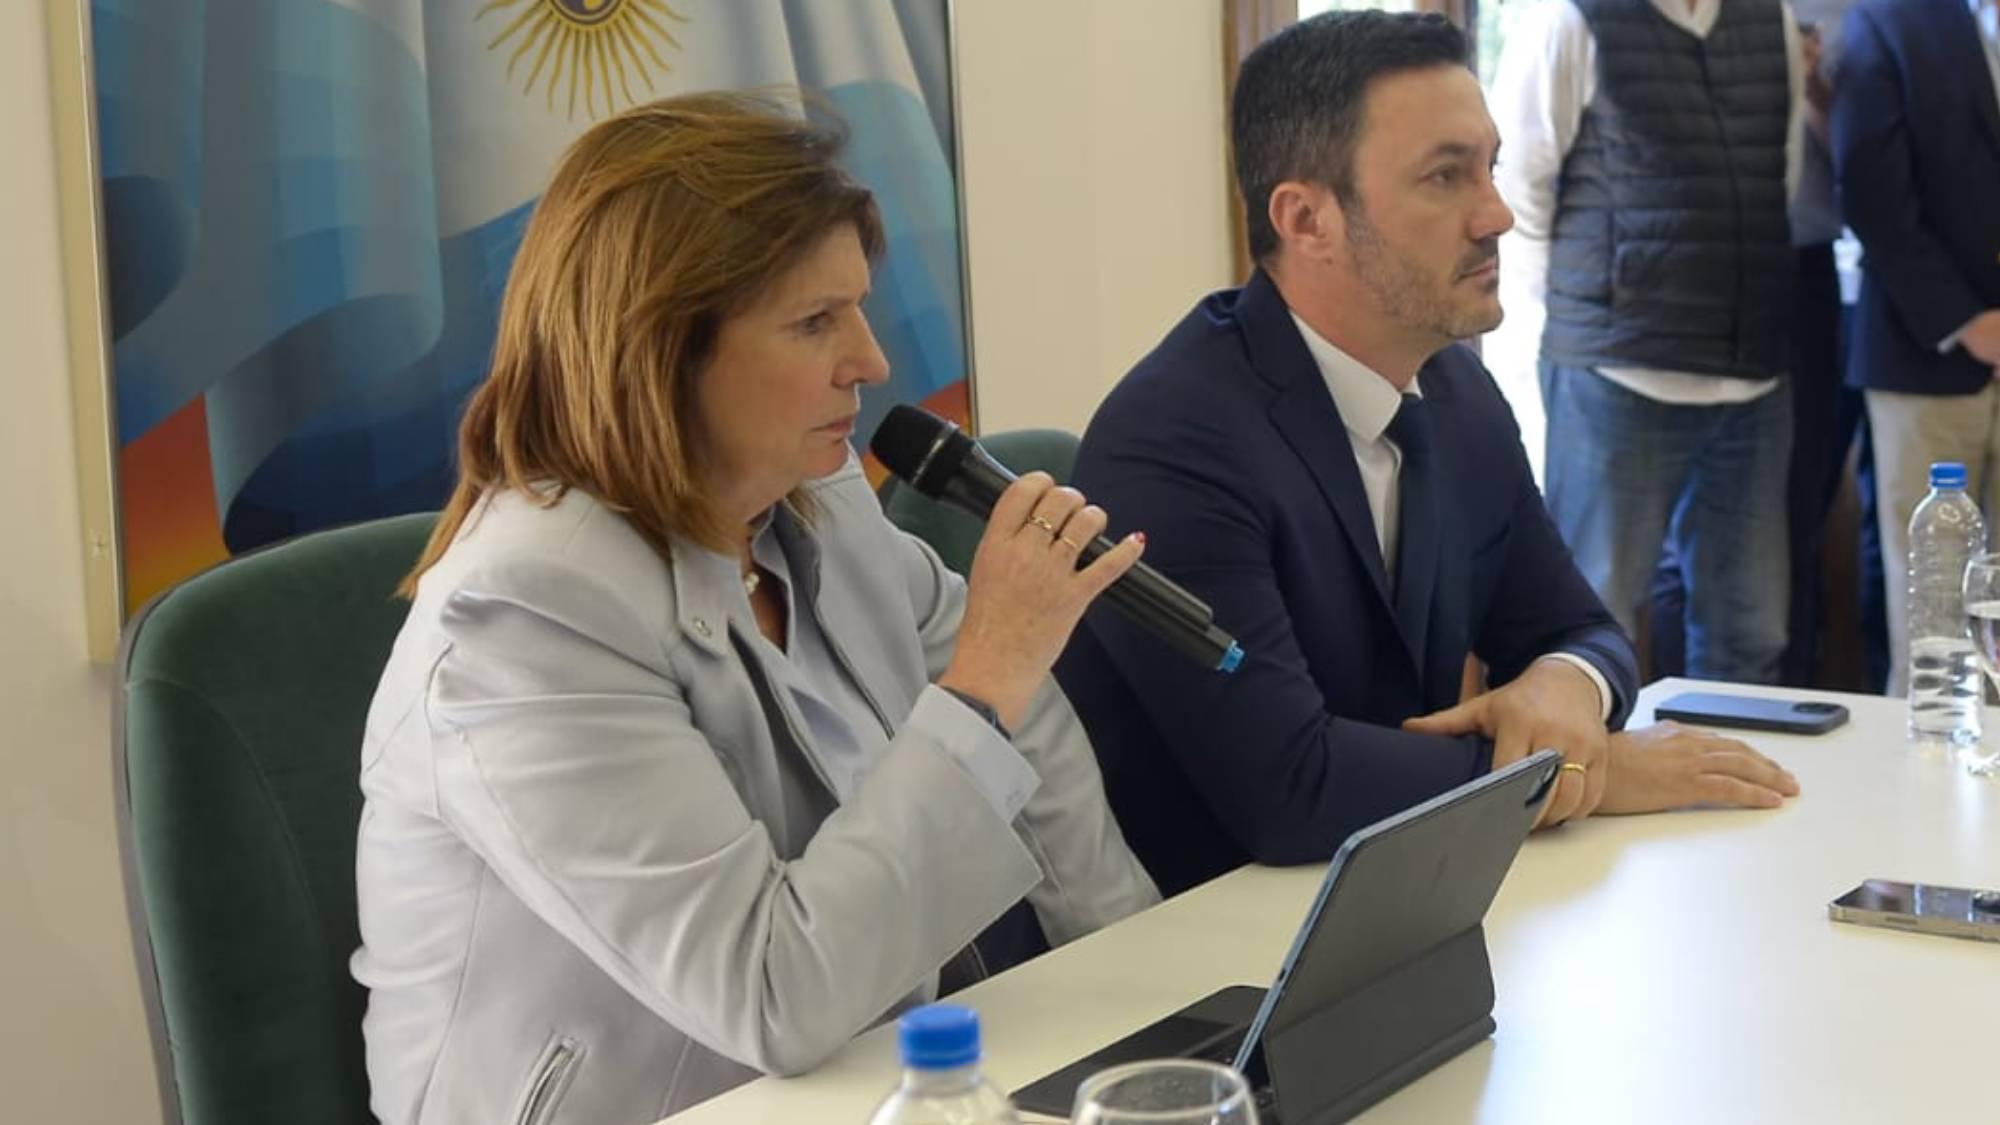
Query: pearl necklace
[[742, 567, 761, 597]]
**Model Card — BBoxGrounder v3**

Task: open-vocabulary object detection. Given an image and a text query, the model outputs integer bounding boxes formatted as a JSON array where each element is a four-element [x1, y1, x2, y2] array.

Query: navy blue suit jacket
[[1832, 0, 2000, 393], [1053, 272, 1639, 896]]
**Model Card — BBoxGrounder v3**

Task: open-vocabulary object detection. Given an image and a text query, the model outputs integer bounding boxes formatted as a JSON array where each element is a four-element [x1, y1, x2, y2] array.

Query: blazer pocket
[[513, 1034, 584, 1125]]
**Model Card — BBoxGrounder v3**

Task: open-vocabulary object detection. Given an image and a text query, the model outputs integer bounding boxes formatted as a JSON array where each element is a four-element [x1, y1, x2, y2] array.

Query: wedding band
[[1027, 515, 1060, 536], [1559, 762, 1588, 778], [1055, 536, 1083, 553]]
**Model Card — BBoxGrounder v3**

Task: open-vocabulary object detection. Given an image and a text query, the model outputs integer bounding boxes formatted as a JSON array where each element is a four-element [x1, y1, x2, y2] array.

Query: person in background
[[1491, 0, 1810, 686], [1055, 12, 1800, 898], [351, 92, 1158, 1125], [1782, 3, 1868, 686], [1832, 0, 2000, 694], [1653, 2, 1889, 692]]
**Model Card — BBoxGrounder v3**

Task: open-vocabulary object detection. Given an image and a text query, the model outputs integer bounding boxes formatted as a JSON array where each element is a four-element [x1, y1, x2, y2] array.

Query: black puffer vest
[[1541, 0, 1794, 377]]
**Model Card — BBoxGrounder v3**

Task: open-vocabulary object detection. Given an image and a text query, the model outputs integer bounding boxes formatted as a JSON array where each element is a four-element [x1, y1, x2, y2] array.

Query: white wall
[[957, 0, 1235, 434], [0, 1, 163, 1122], [0, 3, 1232, 1119]]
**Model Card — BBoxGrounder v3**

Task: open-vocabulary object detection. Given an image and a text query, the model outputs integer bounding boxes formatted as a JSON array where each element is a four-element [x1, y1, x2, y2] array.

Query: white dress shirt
[[1290, 313, 1614, 719], [1491, 0, 1809, 405]]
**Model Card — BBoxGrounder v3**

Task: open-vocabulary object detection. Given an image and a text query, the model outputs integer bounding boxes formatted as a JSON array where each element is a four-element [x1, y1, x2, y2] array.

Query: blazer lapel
[[1237, 271, 1416, 672]]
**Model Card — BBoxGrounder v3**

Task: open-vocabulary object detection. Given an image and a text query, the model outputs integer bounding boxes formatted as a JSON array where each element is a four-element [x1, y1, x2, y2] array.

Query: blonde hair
[[402, 90, 884, 595]]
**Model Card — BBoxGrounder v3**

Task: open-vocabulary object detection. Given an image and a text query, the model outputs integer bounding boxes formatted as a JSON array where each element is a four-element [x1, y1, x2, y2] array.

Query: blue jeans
[[1540, 363, 1792, 684]]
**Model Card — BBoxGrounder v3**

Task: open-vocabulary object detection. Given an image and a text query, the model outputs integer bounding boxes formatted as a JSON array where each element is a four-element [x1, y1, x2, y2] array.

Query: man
[[1490, 0, 1809, 686], [1832, 0, 2000, 695], [1650, 9, 1870, 688], [1054, 12, 1798, 897]]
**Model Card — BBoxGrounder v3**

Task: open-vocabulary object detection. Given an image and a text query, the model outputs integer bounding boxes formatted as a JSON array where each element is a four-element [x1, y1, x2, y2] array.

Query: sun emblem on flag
[[480, 0, 690, 120]]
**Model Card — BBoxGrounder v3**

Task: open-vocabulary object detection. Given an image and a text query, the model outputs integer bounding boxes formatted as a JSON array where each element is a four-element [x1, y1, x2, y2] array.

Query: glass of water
[[1960, 553, 2000, 776], [1071, 1060, 1260, 1125]]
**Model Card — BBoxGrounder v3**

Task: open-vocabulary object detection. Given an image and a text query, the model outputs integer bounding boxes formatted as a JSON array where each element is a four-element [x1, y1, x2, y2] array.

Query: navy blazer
[[1832, 0, 2000, 394], [1054, 272, 1638, 896]]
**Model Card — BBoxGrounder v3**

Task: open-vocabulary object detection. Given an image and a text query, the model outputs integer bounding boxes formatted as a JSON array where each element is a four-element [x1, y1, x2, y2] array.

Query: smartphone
[[1830, 879, 2000, 943], [1652, 691, 1850, 734]]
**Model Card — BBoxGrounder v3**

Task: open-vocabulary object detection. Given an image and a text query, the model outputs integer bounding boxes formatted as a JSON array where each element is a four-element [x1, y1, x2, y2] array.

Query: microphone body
[[873, 407, 1244, 673]]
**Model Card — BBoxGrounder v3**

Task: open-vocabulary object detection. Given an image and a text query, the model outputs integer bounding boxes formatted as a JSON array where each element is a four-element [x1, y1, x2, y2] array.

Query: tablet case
[[1013, 750, 1558, 1124], [1239, 750, 1556, 1124]]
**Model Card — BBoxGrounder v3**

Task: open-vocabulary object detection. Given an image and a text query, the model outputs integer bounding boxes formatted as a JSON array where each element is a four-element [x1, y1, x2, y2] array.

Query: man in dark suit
[[1832, 0, 2000, 693], [1054, 11, 1800, 897]]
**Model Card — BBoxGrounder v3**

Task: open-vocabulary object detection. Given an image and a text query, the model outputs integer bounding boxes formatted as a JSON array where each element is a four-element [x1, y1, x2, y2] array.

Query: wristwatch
[[941, 686, 1012, 740]]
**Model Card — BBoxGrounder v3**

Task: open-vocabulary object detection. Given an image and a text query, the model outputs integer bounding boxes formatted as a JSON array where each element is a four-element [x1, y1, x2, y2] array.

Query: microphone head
[[869, 404, 974, 498]]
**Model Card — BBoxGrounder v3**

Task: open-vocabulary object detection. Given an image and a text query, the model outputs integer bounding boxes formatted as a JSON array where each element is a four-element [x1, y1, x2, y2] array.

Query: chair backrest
[[117, 513, 437, 1125], [878, 428, 1082, 574]]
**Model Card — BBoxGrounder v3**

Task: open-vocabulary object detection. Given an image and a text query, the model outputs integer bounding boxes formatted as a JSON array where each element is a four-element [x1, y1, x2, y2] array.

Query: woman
[[352, 92, 1159, 1125]]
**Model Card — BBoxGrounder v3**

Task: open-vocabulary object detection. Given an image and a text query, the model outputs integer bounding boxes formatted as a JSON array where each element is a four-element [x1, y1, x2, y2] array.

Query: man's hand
[[1962, 309, 2000, 368], [1403, 659, 1609, 826], [1596, 722, 1800, 815]]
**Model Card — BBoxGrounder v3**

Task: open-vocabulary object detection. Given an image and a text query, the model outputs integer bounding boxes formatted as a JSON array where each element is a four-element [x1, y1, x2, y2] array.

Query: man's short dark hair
[[1232, 11, 1469, 262]]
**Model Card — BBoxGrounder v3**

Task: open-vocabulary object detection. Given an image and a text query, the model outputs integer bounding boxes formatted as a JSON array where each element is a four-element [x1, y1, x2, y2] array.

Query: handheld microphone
[[870, 405, 1244, 673]]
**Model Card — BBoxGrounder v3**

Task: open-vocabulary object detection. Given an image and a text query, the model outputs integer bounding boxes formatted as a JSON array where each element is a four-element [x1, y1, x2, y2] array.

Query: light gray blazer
[[351, 458, 1158, 1125]]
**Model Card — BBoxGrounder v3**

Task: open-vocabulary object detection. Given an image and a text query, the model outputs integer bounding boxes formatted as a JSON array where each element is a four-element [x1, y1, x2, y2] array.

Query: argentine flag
[[92, 0, 969, 610]]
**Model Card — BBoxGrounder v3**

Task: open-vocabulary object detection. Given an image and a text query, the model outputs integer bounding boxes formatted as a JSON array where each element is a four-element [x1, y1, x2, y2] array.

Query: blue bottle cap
[[898, 1004, 981, 1070], [1931, 461, 1968, 489]]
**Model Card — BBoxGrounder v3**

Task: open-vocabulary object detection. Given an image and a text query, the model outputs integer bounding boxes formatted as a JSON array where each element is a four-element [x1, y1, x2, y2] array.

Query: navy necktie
[[1386, 394, 1438, 664]]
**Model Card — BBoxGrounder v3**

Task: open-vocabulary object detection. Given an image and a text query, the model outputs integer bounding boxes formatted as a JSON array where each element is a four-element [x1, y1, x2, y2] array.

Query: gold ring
[[1027, 515, 1060, 536], [1559, 762, 1588, 779], [1055, 536, 1083, 553]]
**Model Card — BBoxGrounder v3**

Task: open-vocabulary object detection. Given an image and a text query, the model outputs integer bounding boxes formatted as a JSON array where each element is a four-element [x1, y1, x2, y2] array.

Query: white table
[[664, 679, 1999, 1124]]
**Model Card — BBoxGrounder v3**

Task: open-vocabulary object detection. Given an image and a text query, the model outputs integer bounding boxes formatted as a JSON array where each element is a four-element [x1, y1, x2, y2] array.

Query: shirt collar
[[1648, 0, 1720, 39], [1288, 311, 1422, 444]]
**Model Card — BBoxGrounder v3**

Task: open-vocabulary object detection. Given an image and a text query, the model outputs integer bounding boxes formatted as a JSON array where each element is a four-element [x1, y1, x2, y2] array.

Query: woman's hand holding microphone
[[938, 473, 1144, 730]]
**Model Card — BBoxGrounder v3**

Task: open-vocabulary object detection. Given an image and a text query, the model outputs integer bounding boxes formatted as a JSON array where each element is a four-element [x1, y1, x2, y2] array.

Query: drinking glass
[[1071, 1059, 1260, 1125], [1959, 552, 2000, 776]]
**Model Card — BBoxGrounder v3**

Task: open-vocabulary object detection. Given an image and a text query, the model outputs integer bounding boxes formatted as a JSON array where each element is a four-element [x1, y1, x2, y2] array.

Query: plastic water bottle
[[1906, 461, 1986, 749], [868, 1005, 1020, 1125]]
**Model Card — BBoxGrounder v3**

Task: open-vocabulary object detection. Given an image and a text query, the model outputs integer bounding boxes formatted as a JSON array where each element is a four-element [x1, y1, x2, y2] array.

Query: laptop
[[1013, 749, 1562, 1124]]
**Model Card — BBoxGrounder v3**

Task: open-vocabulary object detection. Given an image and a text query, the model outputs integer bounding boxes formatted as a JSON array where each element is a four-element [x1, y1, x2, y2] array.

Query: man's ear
[[1266, 180, 1345, 264]]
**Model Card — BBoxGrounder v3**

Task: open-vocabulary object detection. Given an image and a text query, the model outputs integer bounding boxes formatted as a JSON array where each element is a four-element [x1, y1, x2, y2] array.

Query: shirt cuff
[[910, 686, 1041, 823], [1940, 317, 1979, 355], [1535, 653, 1614, 723]]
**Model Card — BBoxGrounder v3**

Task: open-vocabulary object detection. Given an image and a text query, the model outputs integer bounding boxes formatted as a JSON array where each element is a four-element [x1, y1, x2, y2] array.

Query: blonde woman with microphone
[[351, 91, 1157, 1125]]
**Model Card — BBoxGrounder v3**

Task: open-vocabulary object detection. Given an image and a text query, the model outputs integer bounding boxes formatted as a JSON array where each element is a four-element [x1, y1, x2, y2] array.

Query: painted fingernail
[[1133, 532, 1147, 546]]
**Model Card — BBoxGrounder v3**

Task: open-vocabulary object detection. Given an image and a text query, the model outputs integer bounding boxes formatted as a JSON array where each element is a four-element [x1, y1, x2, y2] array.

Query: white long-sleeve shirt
[[1491, 0, 1809, 406]]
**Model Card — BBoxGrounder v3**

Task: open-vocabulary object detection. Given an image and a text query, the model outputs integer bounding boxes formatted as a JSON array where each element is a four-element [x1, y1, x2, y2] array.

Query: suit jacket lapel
[[1237, 271, 1418, 673]]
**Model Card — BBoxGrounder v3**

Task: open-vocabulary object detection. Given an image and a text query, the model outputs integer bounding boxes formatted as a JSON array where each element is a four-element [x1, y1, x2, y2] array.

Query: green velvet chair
[[116, 513, 437, 1125], [877, 427, 1082, 575]]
